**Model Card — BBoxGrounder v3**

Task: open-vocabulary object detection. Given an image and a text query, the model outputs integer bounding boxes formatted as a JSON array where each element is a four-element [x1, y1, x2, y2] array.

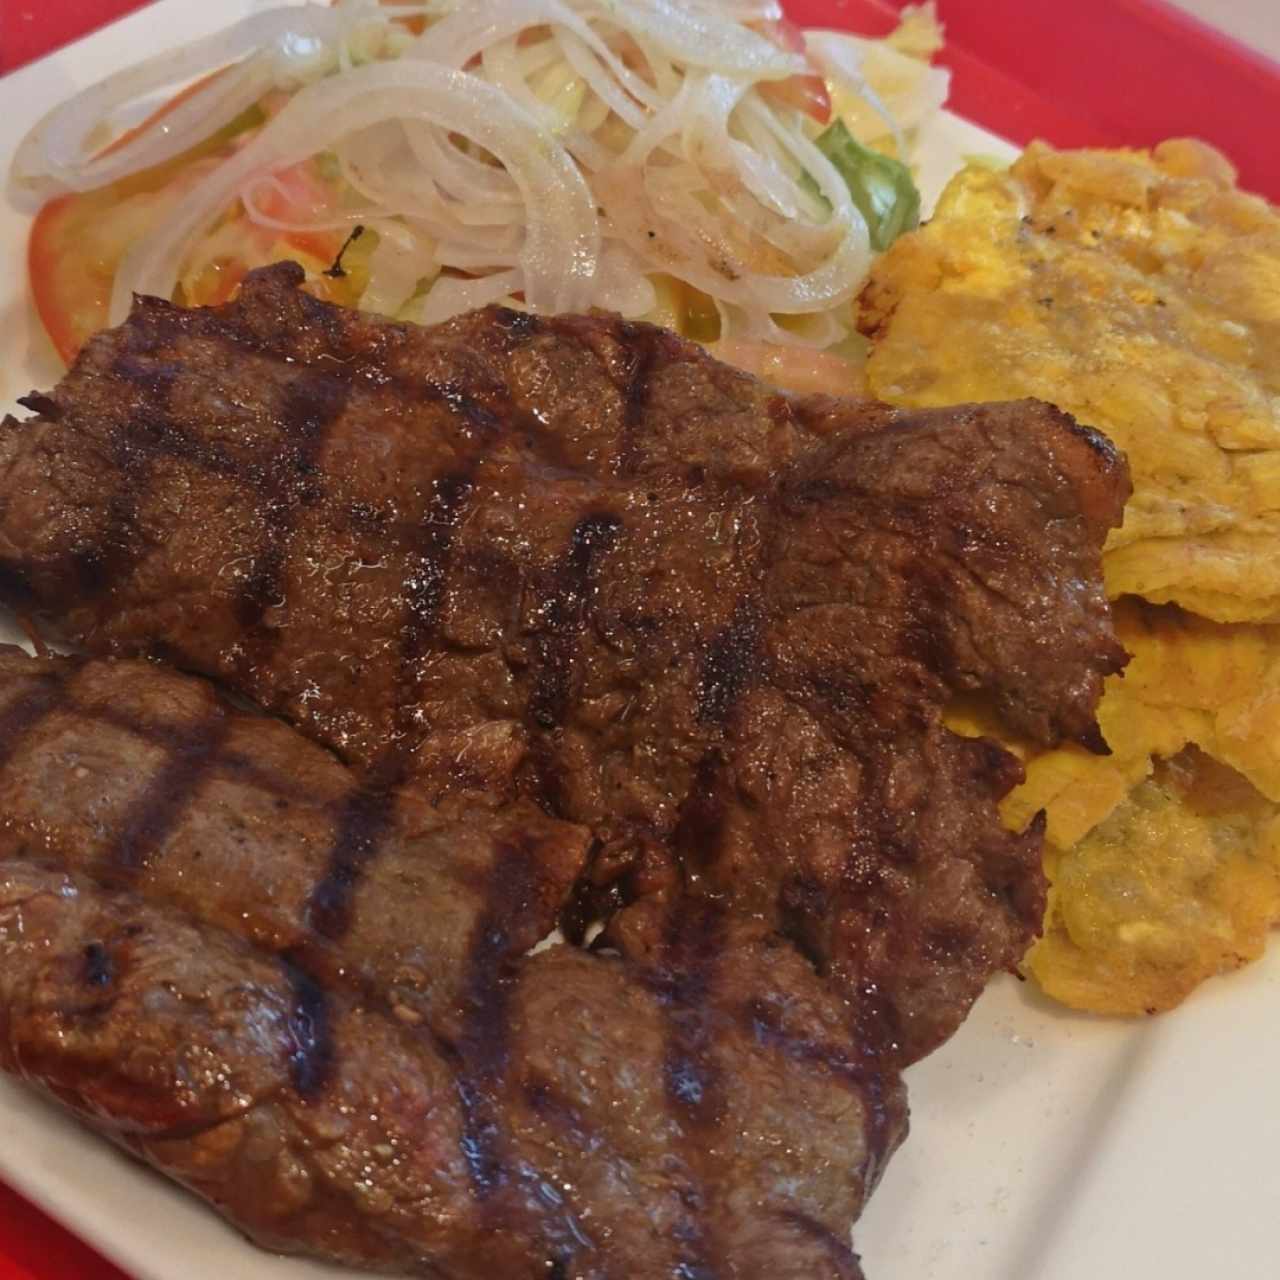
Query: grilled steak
[[0, 647, 586, 1025], [0, 263, 1129, 1065], [0, 652, 903, 1279]]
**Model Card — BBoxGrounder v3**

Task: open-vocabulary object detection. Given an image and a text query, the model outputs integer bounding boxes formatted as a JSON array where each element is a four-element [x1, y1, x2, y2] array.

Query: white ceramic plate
[[1, 5, 1278, 1279]]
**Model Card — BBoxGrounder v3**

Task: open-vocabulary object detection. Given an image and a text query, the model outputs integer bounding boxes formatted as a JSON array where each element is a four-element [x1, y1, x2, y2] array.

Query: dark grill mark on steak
[[396, 471, 476, 710], [659, 902, 727, 1124], [745, 998, 896, 1173], [70, 485, 136, 600], [671, 751, 727, 886], [616, 324, 661, 474], [100, 712, 233, 881], [654, 900, 728, 1280], [776, 874, 831, 972], [302, 470, 480, 936], [506, 1079, 599, 1268], [112, 354, 181, 400], [233, 369, 350, 661], [282, 954, 334, 1097], [305, 781, 400, 942], [81, 941, 113, 989], [660, 907, 726, 1124], [455, 837, 542, 1199], [697, 603, 761, 724], [902, 565, 952, 676], [420, 379, 506, 437], [67, 697, 320, 809], [71, 360, 174, 600], [528, 514, 624, 733], [527, 514, 623, 816], [0, 674, 68, 770], [71, 352, 189, 601], [114, 411, 244, 481], [57, 683, 324, 821]]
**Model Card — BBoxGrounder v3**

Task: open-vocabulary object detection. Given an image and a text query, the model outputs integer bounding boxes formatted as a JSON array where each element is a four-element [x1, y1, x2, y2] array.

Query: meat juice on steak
[[0, 650, 900, 1279], [0, 264, 1129, 1067]]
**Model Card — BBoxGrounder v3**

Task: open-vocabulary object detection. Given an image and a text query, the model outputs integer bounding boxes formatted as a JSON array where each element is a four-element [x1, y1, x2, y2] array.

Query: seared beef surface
[[0, 649, 585, 1023], [0, 263, 1130, 1065], [0, 651, 901, 1279]]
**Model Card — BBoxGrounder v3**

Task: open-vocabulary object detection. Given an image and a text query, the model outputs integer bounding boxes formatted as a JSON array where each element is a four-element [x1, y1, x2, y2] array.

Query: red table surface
[[1, 2, 1279, 1279]]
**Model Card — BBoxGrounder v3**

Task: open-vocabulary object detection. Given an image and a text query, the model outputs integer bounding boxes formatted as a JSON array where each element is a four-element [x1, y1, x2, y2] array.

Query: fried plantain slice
[[862, 139, 1280, 623], [1026, 749, 1280, 1015], [947, 599, 1280, 1012]]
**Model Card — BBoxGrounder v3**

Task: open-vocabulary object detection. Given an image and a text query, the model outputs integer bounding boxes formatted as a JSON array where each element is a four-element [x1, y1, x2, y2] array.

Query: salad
[[12, 0, 945, 371]]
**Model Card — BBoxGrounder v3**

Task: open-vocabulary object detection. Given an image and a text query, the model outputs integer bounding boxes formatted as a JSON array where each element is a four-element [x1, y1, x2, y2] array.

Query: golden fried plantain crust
[[863, 139, 1280, 623], [874, 141, 1280, 1012]]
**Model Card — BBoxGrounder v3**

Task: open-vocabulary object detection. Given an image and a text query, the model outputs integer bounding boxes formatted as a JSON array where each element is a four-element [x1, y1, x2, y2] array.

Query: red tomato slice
[[28, 108, 343, 364], [28, 194, 104, 365], [752, 18, 833, 124], [246, 162, 344, 264], [759, 72, 833, 123], [28, 180, 200, 365], [28, 72, 237, 362]]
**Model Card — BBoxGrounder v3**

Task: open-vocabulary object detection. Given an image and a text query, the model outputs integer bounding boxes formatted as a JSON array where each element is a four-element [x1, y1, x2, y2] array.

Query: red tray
[[0, 2, 1278, 1278]]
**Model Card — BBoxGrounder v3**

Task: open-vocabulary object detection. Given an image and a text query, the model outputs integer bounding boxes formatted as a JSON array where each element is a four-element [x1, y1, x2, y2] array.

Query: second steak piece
[[0, 874, 900, 1280], [0, 651, 903, 1279], [0, 264, 1131, 1063], [0, 647, 587, 1027]]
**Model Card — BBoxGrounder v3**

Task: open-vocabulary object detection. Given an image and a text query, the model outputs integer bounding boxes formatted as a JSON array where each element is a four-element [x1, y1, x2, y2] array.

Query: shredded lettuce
[[808, 119, 921, 253]]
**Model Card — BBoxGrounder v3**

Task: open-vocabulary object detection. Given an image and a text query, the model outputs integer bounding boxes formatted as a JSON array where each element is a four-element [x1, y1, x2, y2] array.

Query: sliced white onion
[[594, 72, 869, 337], [111, 60, 598, 322], [684, 0, 784, 20], [557, 30, 649, 131], [590, 0, 804, 78], [10, 7, 347, 205], [435, 240, 521, 272], [807, 29, 950, 151], [404, 268, 524, 326], [593, 246, 658, 317], [402, 121, 522, 204], [629, 33, 682, 100], [14, 0, 929, 347], [410, 0, 664, 112], [240, 164, 393, 235], [359, 220, 441, 316], [482, 37, 556, 128]]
